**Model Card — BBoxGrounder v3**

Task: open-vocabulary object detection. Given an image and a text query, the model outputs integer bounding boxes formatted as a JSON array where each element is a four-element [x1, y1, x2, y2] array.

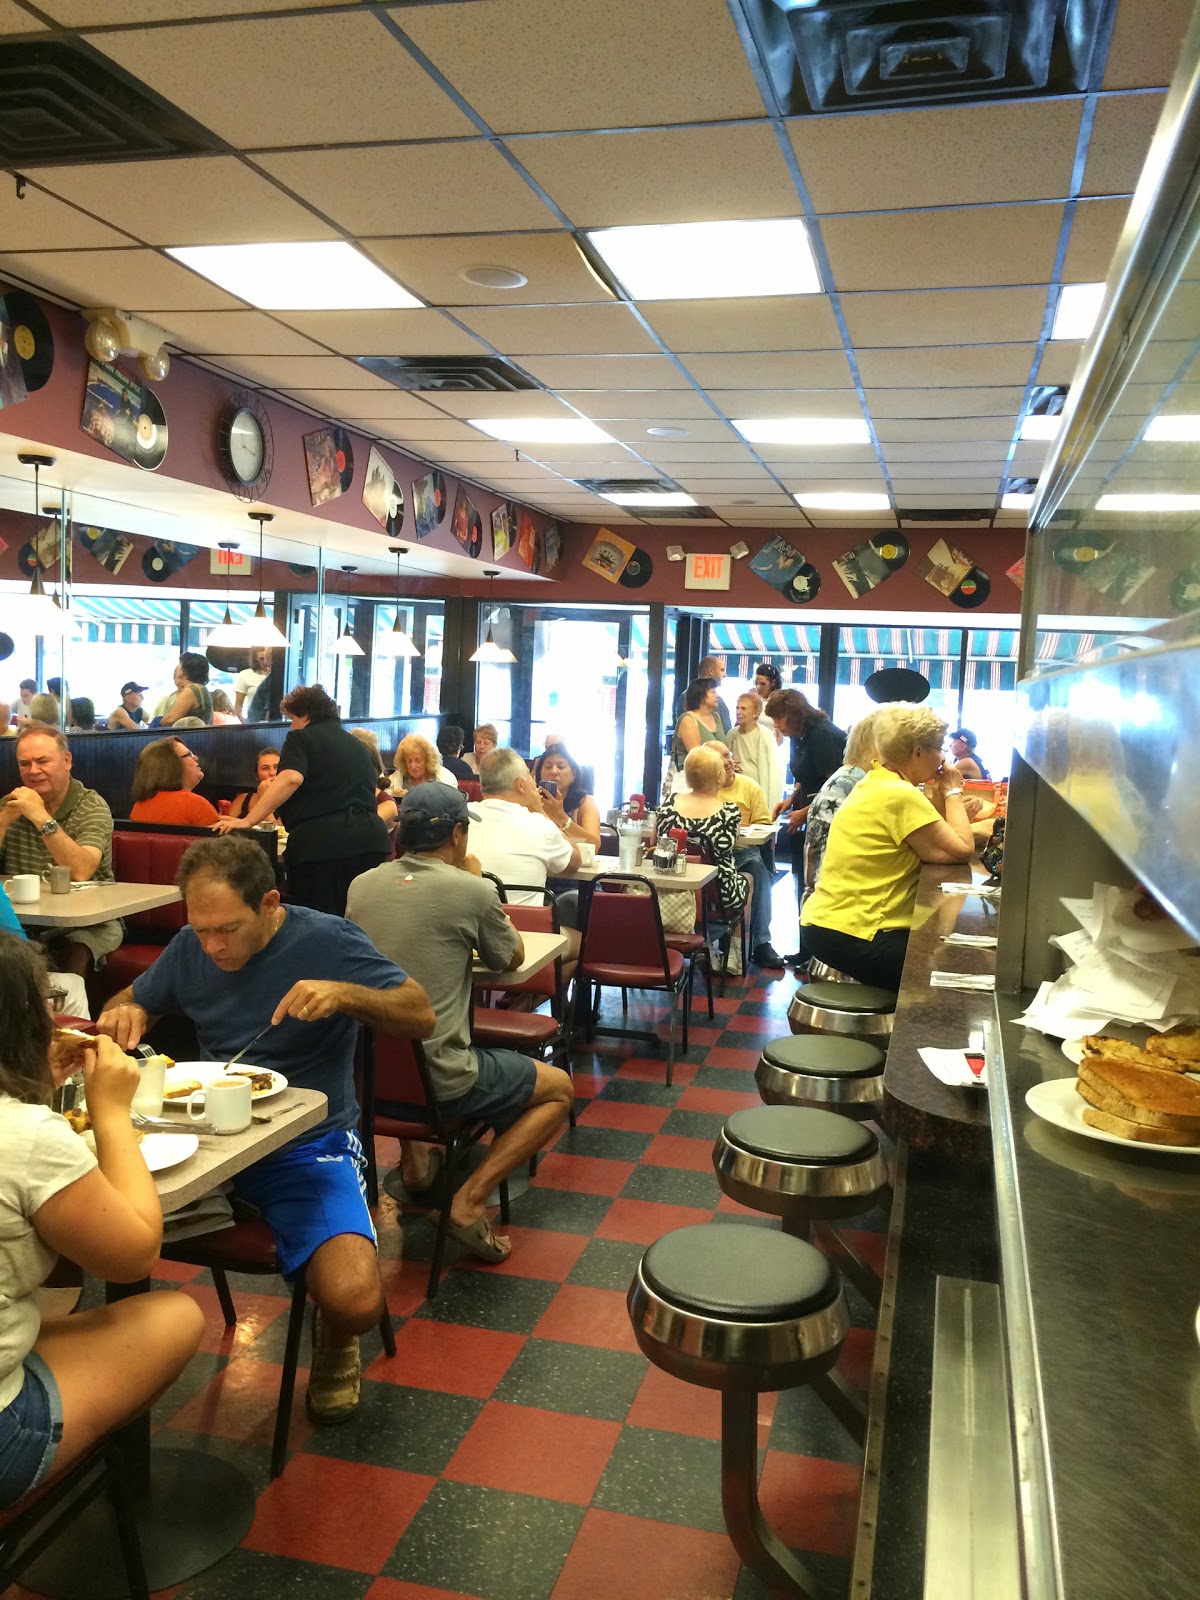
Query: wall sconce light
[[665, 545, 687, 562], [729, 541, 750, 560], [83, 308, 171, 383]]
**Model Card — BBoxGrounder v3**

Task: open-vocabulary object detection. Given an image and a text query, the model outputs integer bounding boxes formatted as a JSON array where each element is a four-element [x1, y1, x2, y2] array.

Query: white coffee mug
[[3, 874, 39, 904], [131, 1055, 166, 1117], [190, 1076, 251, 1134], [577, 842, 597, 867]]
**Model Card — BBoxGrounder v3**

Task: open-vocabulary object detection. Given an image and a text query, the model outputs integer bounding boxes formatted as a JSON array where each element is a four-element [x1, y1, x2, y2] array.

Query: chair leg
[[664, 992, 676, 1088], [364, 1133, 379, 1208], [621, 987, 629, 1015], [104, 1443, 150, 1600], [378, 1303, 397, 1360], [703, 947, 715, 1020], [211, 1267, 237, 1328], [721, 1391, 821, 1598], [270, 1276, 308, 1479], [426, 1142, 458, 1298], [680, 978, 689, 1053], [498, 1177, 511, 1225]]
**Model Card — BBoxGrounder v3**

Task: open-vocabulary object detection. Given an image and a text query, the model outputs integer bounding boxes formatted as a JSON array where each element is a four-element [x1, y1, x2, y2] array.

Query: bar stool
[[806, 958, 853, 982], [627, 1223, 860, 1598], [788, 979, 896, 1044], [712, 1105, 890, 1309], [755, 1033, 886, 1122]]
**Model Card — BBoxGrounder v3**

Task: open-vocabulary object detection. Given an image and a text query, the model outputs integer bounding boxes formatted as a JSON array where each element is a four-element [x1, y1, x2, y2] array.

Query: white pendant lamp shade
[[332, 622, 365, 657], [377, 545, 421, 658], [22, 566, 67, 636], [470, 568, 515, 665], [222, 513, 289, 650]]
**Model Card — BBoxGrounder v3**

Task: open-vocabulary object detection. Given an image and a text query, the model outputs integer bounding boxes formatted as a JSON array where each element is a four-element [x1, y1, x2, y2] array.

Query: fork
[[132, 1110, 213, 1134]]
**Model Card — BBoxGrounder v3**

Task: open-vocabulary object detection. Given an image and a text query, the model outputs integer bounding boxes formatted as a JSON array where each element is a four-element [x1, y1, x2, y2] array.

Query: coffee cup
[[3, 874, 38, 904], [41, 865, 71, 895], [577, 842, 597, 867], [189, 1076, 251, 1134]]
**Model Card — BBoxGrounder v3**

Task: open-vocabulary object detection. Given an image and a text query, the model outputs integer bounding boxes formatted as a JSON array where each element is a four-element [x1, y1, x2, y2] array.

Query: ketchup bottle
[[628, 792, 645, 821]]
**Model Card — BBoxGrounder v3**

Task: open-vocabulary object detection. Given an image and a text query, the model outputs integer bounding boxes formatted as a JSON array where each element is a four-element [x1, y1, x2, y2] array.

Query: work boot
[[306, 1308, 360, 1424], [752, 943, 785, 970]]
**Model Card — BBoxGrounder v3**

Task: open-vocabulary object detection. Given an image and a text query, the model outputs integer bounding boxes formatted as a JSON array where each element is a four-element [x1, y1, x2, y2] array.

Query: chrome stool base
[[788, 979, 896, 1045], [756, 1033, 886, 1122], [805, 958, 854, 982]]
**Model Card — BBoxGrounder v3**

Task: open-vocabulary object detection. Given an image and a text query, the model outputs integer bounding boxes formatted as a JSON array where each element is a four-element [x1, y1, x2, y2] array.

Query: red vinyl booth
[[93, 830, 194, 1006]]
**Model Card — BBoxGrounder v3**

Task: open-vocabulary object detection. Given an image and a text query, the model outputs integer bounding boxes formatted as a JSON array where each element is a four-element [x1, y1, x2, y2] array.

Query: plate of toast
[[162, 1061, 288, 1104], [1028, 1026, 1200, 1152], [63, 1107, 198, 1172]]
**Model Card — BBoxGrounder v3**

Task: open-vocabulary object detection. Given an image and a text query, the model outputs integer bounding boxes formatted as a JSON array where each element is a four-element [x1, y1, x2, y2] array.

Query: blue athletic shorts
[[0, 1352, 63, 1509], [232, 1128, 376, 1280]]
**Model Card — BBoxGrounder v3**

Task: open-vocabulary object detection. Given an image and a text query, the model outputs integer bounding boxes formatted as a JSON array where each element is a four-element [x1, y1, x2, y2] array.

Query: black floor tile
[[151, 1350, 227, 1423], [692, 1065, 758, 1092], [302, 1380, 481, 1474], [660, 1107, 729, 1139], [383, 1481, 583, 1600], [733, 1000, 791, 1018], [413, 1269, 560, 1333], [597, 1077, 680, 1106], [768, 1383, 863, 1465], [593, 1424, 728, 1533], [557, 1124, 653, 1161], [718, 1029, 778, 1051], [567, 1238, 646, 1291], [735, 1547, 850, 1598], [621, 1164, 721, 1209], [708, 1211, 778, 1231], [494, 1337, 645, 1421], [508, 1187, 614, 1234], [177, 1548, 372, 1600]]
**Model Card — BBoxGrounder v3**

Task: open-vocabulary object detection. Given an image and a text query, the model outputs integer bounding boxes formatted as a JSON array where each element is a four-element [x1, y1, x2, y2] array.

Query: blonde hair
[[874, 704, 948, 767], [395, 732, 441, 780], [736, 691, 763, 718], [845, 708, 888, 770], [350, 726, 385, 777], [29, 694, 60, 726], [684, 745, 725, 794]]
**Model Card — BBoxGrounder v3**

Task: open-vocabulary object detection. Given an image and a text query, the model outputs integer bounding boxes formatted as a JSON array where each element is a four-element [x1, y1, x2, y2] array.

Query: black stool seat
[[796, 981, 896, 1013], [726, 1106, 876, 1164], [641, 1223, 838, 1323], [762, 1034, 885, 1077]]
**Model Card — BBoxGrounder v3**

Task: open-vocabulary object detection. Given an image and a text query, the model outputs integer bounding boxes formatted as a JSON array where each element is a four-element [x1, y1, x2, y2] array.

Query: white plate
[[140, 1132, 199, 1173], [163, 1061, 288, 1105], [1025, 1077, 1200, 1156]]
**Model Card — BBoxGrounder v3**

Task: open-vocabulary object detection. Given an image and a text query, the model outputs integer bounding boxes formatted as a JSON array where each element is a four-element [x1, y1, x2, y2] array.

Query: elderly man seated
[[0, 722, 121, 980], [347, 784, 573, 1263], [710, 741, 784, 970]]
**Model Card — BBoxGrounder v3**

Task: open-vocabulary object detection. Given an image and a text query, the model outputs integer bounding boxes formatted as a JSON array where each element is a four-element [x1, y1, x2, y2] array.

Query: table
[[472, 929, 568, 985], [25, 1088, 328, 1600], [736, 822, 780, 846], [13, 880, 181, 928], [555, 859, 719, 891]]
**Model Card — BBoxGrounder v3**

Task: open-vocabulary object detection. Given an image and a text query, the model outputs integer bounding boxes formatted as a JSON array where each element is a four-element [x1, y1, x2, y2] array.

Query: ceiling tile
[[0, 248, 243, 311], [841, 287, 1048, 347], [363, 233, 611, 306], [156, 310, 324, 356], [606, 418, 740, 443], [92, 12, 473, 146], [707, 390, 868, 420], [640, 296, 843, 353], [769, 460, 886, 480], [755, 445, 880, 465], [778, 474, 887, 492], [416, 390, 575, 419], [874, 417, 1020, 443], [792, 100, 1082, 213], [635, 441, 758, 462], [353, 419, 483, 441], [888, 477, 1000, 494], [821, 204, 1064, 291], [0, 185, 129, 251], [272, 309, 486, 357], [894, 493, 994, 506], [511, 124, 802, 228], [1104, 0, 1194, 89], [1061, 197, 1130, 281], [1036, 342, 1085, 384], [882, 441, 1011, 462], [283, 389, 444, 420], [234, 355, 393, 390], [515, 354, 692, 390], [865, 386, 1024, 418], [881, 458, 1010, 477], [399, 0, 763, 133], [452, 303, 659, 356], [0, 2, 46, 27], [47, 0, 336, 16], [256, 145, 558, 238], [1083, 92, 1166, 196], [657, 459, 773, 478], [1127, 339, 1197, 384], [681, 351, 854, 389], [26, 157, 334, 248], [856, 345, 1036, 388], [561, 389, 719, 420]]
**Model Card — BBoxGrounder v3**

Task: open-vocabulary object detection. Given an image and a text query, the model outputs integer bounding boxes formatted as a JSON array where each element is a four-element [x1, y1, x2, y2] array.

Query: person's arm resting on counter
[[905, 768, 975, 864]]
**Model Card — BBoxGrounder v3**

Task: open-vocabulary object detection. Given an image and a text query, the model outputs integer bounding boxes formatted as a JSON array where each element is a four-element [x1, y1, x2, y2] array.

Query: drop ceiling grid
[[0, 1, 1182, 524]]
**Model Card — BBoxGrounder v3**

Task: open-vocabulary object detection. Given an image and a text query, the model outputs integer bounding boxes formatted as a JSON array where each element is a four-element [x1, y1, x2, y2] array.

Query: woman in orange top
[[128, 738, 219, 825]]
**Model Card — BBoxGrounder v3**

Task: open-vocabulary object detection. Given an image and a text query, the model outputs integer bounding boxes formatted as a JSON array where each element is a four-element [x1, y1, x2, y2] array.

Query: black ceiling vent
[[355, 355, 538, 392], [574, 477, 680, 495], [0, 38, 222, 167], [898, 507, 992, 521], [737, 0, 1118, 114]]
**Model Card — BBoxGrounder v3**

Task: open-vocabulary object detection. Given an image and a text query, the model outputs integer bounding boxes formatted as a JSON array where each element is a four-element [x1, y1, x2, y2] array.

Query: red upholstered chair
[[92, 830, 195, 1007], [457, 779, 483, 802], [357, 1030, 510, 1298], [574, 873, 690, 1085], [0, 1440, 148, 1597]]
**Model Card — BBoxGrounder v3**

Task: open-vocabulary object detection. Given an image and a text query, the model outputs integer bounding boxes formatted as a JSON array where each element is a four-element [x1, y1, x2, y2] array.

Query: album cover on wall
[[833, 540, 890, 598], [304, 426, 353, 507], [0, 310, 27, 412], [748, 534, 806, 594], [362, 446, 403, 535], [491, 502, 513, 560], [79, 525, 135, 576], [543, 523, 561, 571], [582, 528, 636, 582], [921, 538, 973, 597], [452, 485, 483, 558], [412, 470, 446, 540], [81, 358, 168, 471]]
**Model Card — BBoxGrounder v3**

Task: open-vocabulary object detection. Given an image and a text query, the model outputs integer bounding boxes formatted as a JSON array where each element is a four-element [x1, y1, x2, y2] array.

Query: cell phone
[[540, 779, 558, 798]]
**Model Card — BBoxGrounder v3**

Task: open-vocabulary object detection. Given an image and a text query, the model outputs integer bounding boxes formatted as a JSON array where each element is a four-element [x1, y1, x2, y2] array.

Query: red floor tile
[[681, 1025, 724, 1045], [455, 1225, 590, 1282], [626, 1361, 776, 1445], [151, 1258, 205, 1283], [711, 998, 741, 1014], [613, 1056, 696, 1086], [715, 1191, 774, 1218], [839, 1326, 875, 1394], [568, 1071, 609, 1098], [726, 1011, 789, 1034], [443, 1400, 620, 1505], [578, 1098, 670, 1133], [179, 1283, 293, 1356], [533, 1284, 642, 1353], [367, 1581, 481, 1600], [165, 1355, 314, 1454], [366, 1320, 525, 1397], [595, 1197, 715, 1245], [533, 1151, 635, 1197], [380, 1255, 438, 1318], [642, 1134, 717, 1173], [701, 1045, 763, 1071], [551, 1508, 741, 1600], [756, 1450, 862, 1558], [245, 1454, 434, 1572], [677, 1085, 762, 1115], [836, 1225, 888, 1277]]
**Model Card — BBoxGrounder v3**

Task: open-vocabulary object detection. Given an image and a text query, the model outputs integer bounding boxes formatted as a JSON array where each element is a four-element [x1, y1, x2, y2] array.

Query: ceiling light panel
[[586, 219, 821, 301], [1020, 414, 1063, 440], [1094, 493, 1200, 511], [1143, 414, 1200, 441], [600, 490, 697, 507], [1052, 281, 1106, 340], [794, 492, 892, 511], [468, 417, 617, 445], [167, 242, 422, 311]]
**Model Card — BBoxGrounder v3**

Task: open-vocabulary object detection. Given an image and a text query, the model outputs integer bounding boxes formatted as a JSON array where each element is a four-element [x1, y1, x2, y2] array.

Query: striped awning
[[706, 622, 821, 655]]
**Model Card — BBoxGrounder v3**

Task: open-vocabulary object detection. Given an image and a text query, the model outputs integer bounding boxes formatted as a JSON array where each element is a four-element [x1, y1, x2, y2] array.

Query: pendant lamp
[[331, 567, 365, 657], [226, 511, 289, 650], [375, 545, 421, 657], [15, 453, 66, 635], [470, 569, 516, 664], [205, 542, 244, 645]]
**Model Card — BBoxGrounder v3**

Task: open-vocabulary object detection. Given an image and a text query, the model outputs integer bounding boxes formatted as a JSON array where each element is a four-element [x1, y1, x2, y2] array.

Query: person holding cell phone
[[534, 742, 601, 850]]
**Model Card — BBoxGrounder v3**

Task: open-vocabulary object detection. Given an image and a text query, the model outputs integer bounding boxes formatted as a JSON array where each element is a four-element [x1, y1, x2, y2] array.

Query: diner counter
[[989, 996, 1200, 1600], [880, 861, 999, 1164]]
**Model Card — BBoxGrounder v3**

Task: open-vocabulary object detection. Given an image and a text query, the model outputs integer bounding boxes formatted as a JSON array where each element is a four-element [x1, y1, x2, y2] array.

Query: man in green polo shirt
[[0, 722, 122, 977]]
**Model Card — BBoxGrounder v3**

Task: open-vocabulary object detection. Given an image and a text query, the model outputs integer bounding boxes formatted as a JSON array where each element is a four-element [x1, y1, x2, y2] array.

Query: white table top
[[14, 881, 182, 928], [153, 1087, 328, 1211], [737, 822, 780, 845], [473, 929, 568, 984], [556, 859, 719, 891]]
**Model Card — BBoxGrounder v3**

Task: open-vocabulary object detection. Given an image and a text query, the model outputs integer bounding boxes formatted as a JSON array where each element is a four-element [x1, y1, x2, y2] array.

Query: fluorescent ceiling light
[[1052, 282, 1105, 341], [1095, 492, 1200, 512], [587, 219, 821, 301], [468, 417, 615, 445], [600, 490, 696, 507], [733, 417, 871, 446], [1020, 413, 1062, 441], [1143, 414, 1200, 442], [166, 241, 421, 310], [793, 491, 891, 511], [1001, 491, 1035, 510]]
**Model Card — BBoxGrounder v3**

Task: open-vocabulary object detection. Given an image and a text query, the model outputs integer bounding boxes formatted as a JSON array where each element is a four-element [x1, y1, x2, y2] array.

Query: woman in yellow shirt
[[800, 705, 974, 991]]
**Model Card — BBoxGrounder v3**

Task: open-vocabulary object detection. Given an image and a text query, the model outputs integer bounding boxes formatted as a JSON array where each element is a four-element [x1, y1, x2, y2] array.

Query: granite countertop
[[880, 862, 998, 1163]]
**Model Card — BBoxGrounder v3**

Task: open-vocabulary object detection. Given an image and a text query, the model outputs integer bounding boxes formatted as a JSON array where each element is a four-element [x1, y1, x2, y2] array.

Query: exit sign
[[684, 552, 731, 591], [211, 549, 252, 576]]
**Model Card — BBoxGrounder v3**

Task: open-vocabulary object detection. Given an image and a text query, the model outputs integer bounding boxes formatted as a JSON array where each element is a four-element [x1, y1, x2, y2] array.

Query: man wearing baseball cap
[[346, 782, 573, 1265], [107, 681, 150, 732], [948, 728, 989, 782]]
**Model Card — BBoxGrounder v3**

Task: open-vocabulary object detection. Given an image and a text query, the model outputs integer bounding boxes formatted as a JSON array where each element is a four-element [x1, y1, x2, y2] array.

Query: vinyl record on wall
[[0, 632, 13, 663], [5, 290, 54, 392], [1169, 563, 1200, 613], [949, 566, 990, 608], [618, 547, 654, 588], [142, 540, 200, 584], [16, 542, 37, 579], [1053, 535, 1110, 574], [869, 533, 910, 572], [786, 562, 821, 603]]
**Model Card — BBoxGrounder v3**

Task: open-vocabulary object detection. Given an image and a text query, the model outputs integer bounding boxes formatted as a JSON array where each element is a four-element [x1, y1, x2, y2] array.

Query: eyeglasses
[[178, 749, 199, 760]]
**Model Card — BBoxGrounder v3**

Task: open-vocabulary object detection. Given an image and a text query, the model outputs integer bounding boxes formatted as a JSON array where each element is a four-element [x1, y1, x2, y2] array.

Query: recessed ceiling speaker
[[460, 265, 529, 290]]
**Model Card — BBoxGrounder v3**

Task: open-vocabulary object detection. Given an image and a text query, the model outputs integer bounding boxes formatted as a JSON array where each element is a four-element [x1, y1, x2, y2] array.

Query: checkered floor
[[22, 893, 884, 1600]]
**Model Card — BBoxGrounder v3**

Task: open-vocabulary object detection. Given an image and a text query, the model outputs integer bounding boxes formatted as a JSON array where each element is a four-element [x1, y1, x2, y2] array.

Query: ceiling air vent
[[573, 478, 678, 496], [0, 39, 222, 167], [898, 507, 992, 522], [736, 0, 1117, 114], [355, 355, 538, 392]]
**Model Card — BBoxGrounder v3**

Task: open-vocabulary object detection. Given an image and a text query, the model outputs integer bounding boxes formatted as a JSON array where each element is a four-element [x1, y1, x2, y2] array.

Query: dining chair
[[0, 1439, 148, 1598], [663, 851, 716, 1021]]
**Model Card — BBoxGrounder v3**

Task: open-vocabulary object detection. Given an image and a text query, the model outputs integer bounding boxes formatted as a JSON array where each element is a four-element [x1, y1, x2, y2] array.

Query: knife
[[220, 1022, 274, 1075]]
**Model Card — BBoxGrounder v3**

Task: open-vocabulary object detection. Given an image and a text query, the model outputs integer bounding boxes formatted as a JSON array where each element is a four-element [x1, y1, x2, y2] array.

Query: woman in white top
[[0, 936, 203, 1508], [233, 648, 270, 719], [730, 692, 784, 800]]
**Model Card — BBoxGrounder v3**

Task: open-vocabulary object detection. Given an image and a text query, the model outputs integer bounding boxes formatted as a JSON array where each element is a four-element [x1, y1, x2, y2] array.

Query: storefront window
[[530, 615, 624, 805]]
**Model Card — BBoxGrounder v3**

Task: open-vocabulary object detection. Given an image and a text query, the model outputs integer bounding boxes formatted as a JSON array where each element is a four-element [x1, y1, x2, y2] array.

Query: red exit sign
[[684, 552, 731, 590]]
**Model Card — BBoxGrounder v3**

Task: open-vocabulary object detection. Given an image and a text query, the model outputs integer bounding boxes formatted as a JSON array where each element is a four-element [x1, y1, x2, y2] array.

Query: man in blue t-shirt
[[96, 837, 434, 1425]]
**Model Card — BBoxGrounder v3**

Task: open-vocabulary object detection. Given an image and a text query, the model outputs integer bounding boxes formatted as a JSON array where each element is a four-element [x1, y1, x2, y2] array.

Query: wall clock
[[217, 391, 273, 501]]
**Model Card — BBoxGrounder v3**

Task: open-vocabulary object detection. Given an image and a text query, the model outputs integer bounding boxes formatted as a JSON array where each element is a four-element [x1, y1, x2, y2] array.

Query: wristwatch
[[40, 818, 60, 836], [944, 788, 964, 798]]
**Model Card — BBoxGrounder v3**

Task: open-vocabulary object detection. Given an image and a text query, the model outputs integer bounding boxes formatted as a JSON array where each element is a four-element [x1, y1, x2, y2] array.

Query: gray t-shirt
[[346, 855, 518, 1102]]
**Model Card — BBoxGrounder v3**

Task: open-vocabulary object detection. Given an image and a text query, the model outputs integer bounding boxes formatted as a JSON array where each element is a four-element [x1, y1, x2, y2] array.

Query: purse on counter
[[980, 817, 1005, 881]]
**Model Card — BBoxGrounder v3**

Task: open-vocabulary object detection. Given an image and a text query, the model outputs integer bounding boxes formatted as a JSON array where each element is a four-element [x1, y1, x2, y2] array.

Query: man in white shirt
[[470, 747, 580, 901]]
